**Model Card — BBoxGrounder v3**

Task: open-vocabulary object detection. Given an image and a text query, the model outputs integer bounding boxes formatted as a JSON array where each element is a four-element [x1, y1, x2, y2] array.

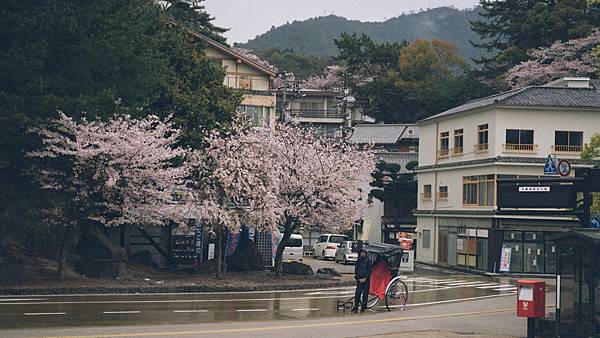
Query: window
[[454, 129, 463, 154], [438, 132, 450, 157], [287, 238, 303, 247], [438, 186, 448, 199], [463, 175, 495, 206], [239, 105, 271, 127], [476, 124, 488, 151], [317, 235, 327, 243], [505, 129, 535, 151], [554, 131, 583, 152], [299, 101, 324, 111], [209, 59, 222, 68], [422, 230, 431, 249], [422, 184, 432, 200], [329, 235, 348, 244], [239, 76, 252, 90]]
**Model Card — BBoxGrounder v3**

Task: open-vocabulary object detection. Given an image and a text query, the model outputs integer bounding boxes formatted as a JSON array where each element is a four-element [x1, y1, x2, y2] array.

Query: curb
[[0, 279, 355, 296]]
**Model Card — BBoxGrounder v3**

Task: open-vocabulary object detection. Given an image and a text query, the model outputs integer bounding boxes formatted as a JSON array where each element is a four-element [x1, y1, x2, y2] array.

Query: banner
[[499, 246, 512, 272]]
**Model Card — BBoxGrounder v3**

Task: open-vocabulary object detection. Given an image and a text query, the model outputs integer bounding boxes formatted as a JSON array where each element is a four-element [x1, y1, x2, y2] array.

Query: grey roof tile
[[349, 124, 413, 144], [420, 86, 600, 123]]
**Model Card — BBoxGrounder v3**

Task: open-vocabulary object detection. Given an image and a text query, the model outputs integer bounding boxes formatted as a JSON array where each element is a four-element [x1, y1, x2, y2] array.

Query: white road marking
[[173, 310, 208, 313], [305, 291, 354, 295], [24, 312, 66, 316], [445, 281, 487, 286], [0, 298, 45, 302], [493, 287, 518, 291], [466, 283, 498, 287], [102, 311, 141, 314], [424, 280, 465, 284], [291, 308, 320, 311], [477, 284, 507, 289], [236, 309, 267, 312]]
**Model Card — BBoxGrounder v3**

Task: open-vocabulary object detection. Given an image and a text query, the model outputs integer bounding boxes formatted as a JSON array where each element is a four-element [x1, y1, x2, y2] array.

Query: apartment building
[[415, 77, 600, 274], [188, 30, 277, 128]]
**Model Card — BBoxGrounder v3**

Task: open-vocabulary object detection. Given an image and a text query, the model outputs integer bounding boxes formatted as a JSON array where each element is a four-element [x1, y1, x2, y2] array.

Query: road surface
[[0, 273, 530, 337]]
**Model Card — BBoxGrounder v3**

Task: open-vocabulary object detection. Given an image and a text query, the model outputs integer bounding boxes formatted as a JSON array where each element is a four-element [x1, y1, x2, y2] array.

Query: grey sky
[[203, 0, 480, 44]]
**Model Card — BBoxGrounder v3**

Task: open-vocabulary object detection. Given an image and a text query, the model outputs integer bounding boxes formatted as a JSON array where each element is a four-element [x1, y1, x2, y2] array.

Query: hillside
[[238, 7, 486, 62]]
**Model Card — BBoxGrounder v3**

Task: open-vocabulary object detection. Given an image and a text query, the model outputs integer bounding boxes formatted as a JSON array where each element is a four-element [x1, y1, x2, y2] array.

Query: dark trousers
[[354, 278, 370, 309]]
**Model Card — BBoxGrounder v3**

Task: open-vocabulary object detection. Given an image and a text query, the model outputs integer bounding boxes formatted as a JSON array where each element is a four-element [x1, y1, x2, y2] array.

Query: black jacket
[[355, 254, 371, 280]]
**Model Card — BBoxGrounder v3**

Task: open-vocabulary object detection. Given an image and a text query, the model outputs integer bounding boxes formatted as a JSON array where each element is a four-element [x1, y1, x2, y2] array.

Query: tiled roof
[[348, 124, 415, 144], [419, 86, 600, 123]]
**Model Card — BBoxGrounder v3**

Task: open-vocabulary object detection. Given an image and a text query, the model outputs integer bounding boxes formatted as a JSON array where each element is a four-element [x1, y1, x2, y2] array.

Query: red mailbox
[[517, 280, 545, 318]]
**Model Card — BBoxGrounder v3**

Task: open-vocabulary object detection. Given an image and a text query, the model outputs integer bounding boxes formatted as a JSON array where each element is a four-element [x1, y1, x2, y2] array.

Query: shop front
[[553, 229, 600, 337]]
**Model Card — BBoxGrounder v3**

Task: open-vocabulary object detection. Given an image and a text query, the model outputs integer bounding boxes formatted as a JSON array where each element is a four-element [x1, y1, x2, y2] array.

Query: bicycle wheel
[[385, 278, 408, 311], [346, 295, 379, 309]]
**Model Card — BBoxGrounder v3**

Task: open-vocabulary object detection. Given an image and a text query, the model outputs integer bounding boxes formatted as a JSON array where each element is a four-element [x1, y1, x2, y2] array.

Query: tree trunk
[[216, 224, 223, 279], [274, 228, 292, 276], [57, 226, 70, 280]]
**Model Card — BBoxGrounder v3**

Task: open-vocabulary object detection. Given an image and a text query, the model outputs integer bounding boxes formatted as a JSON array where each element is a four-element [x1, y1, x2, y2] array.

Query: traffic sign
[[544, 154, 557, 175], [558, 160, 571, 177]]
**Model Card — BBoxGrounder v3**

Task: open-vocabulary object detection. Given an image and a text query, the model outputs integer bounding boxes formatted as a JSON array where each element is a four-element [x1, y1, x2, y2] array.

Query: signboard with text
[[497, 181, 577, 209]]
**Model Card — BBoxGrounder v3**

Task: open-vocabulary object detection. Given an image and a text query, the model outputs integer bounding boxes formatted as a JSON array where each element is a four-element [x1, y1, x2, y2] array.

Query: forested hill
[[238, 7, 486, 61]]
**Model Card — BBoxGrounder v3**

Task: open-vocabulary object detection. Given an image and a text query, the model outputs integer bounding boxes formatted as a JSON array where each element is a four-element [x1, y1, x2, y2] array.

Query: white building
[[349, 124, 419, 244], [415, 77, 600, 274]]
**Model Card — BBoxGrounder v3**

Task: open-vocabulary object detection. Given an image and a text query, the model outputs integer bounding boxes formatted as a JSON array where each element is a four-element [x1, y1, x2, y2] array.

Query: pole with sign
[[544, 154, 558, 175]]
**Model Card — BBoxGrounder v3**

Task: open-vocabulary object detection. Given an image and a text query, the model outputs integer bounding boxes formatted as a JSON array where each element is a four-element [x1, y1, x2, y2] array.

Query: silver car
[[334, 241, 358, 265]]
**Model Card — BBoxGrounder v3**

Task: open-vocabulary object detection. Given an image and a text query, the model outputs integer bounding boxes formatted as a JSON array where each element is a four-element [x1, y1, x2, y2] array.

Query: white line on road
[[0, 298, 45, 302], [291, 308, 320, 311], [445, 281, 487, 286], [236, 309, 267, 312], [102, 311, 141, 314], [24, 312, 66, 316], [476, 284, 507, 289], [493, 287, 518, 291], [173, 310, 208, 313]]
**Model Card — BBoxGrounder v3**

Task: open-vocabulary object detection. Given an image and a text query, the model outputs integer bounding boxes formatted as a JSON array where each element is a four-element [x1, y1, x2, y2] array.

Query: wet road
[[0, 274, 520, 331]]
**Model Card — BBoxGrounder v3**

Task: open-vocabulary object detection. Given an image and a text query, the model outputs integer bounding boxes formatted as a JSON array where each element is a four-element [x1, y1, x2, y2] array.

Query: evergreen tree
[[0, 0, 240, 244], [162, 0, 228, 45], [471, 0, 600, 80]]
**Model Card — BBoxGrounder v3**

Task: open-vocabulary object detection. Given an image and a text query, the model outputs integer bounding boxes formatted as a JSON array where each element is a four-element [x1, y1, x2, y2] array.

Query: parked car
[[313, 234, 349, 260], [335, 241, 358, 264], [277, 233, 304, 261]]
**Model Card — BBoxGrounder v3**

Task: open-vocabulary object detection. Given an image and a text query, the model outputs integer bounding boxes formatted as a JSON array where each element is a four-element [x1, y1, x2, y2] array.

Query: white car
[[277, 234, 304, 261], [335, 241, 358, 264], [313, 234, 349, 260]]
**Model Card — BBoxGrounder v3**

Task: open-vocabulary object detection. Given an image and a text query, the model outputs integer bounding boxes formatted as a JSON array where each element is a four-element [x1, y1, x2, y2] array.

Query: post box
[[517, 280, 545, 318]]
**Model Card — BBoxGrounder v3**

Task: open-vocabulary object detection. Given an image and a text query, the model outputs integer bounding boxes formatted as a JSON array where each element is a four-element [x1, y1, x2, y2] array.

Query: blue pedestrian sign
[[544, 154, 558, 175]]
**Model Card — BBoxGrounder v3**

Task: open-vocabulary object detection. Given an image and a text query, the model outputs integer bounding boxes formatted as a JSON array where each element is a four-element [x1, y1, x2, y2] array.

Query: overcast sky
[[203, 0, 480, 44]]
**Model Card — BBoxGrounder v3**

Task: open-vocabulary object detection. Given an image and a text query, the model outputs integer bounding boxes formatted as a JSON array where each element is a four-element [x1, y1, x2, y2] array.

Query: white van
[[313, 234, 349, 260], [277, 233, 304, 262]]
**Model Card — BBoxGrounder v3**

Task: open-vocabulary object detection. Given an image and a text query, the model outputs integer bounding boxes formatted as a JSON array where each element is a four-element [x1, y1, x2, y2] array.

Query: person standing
[[352, 248, 371, 312]]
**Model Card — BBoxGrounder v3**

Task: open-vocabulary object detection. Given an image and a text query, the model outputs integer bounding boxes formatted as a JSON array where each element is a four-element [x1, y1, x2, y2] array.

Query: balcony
[[503, 143, 538, 153], [473, 143, 489, 152], [421, 192, 432, 201], [453, 147, 464, 155], [437, 148, 450, 159], [437, 191, 448, 200], [289, 109, 343, 120], [552, 144, 582, 154]]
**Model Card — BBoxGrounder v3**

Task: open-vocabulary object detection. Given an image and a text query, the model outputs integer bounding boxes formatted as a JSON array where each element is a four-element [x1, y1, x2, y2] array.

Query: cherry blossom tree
[[268, 123, 375, 274], [188, 119, 281, 277], [506, 30, 600, 89], [29, 112, 191, 276], [193, 118, 375, 275]]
